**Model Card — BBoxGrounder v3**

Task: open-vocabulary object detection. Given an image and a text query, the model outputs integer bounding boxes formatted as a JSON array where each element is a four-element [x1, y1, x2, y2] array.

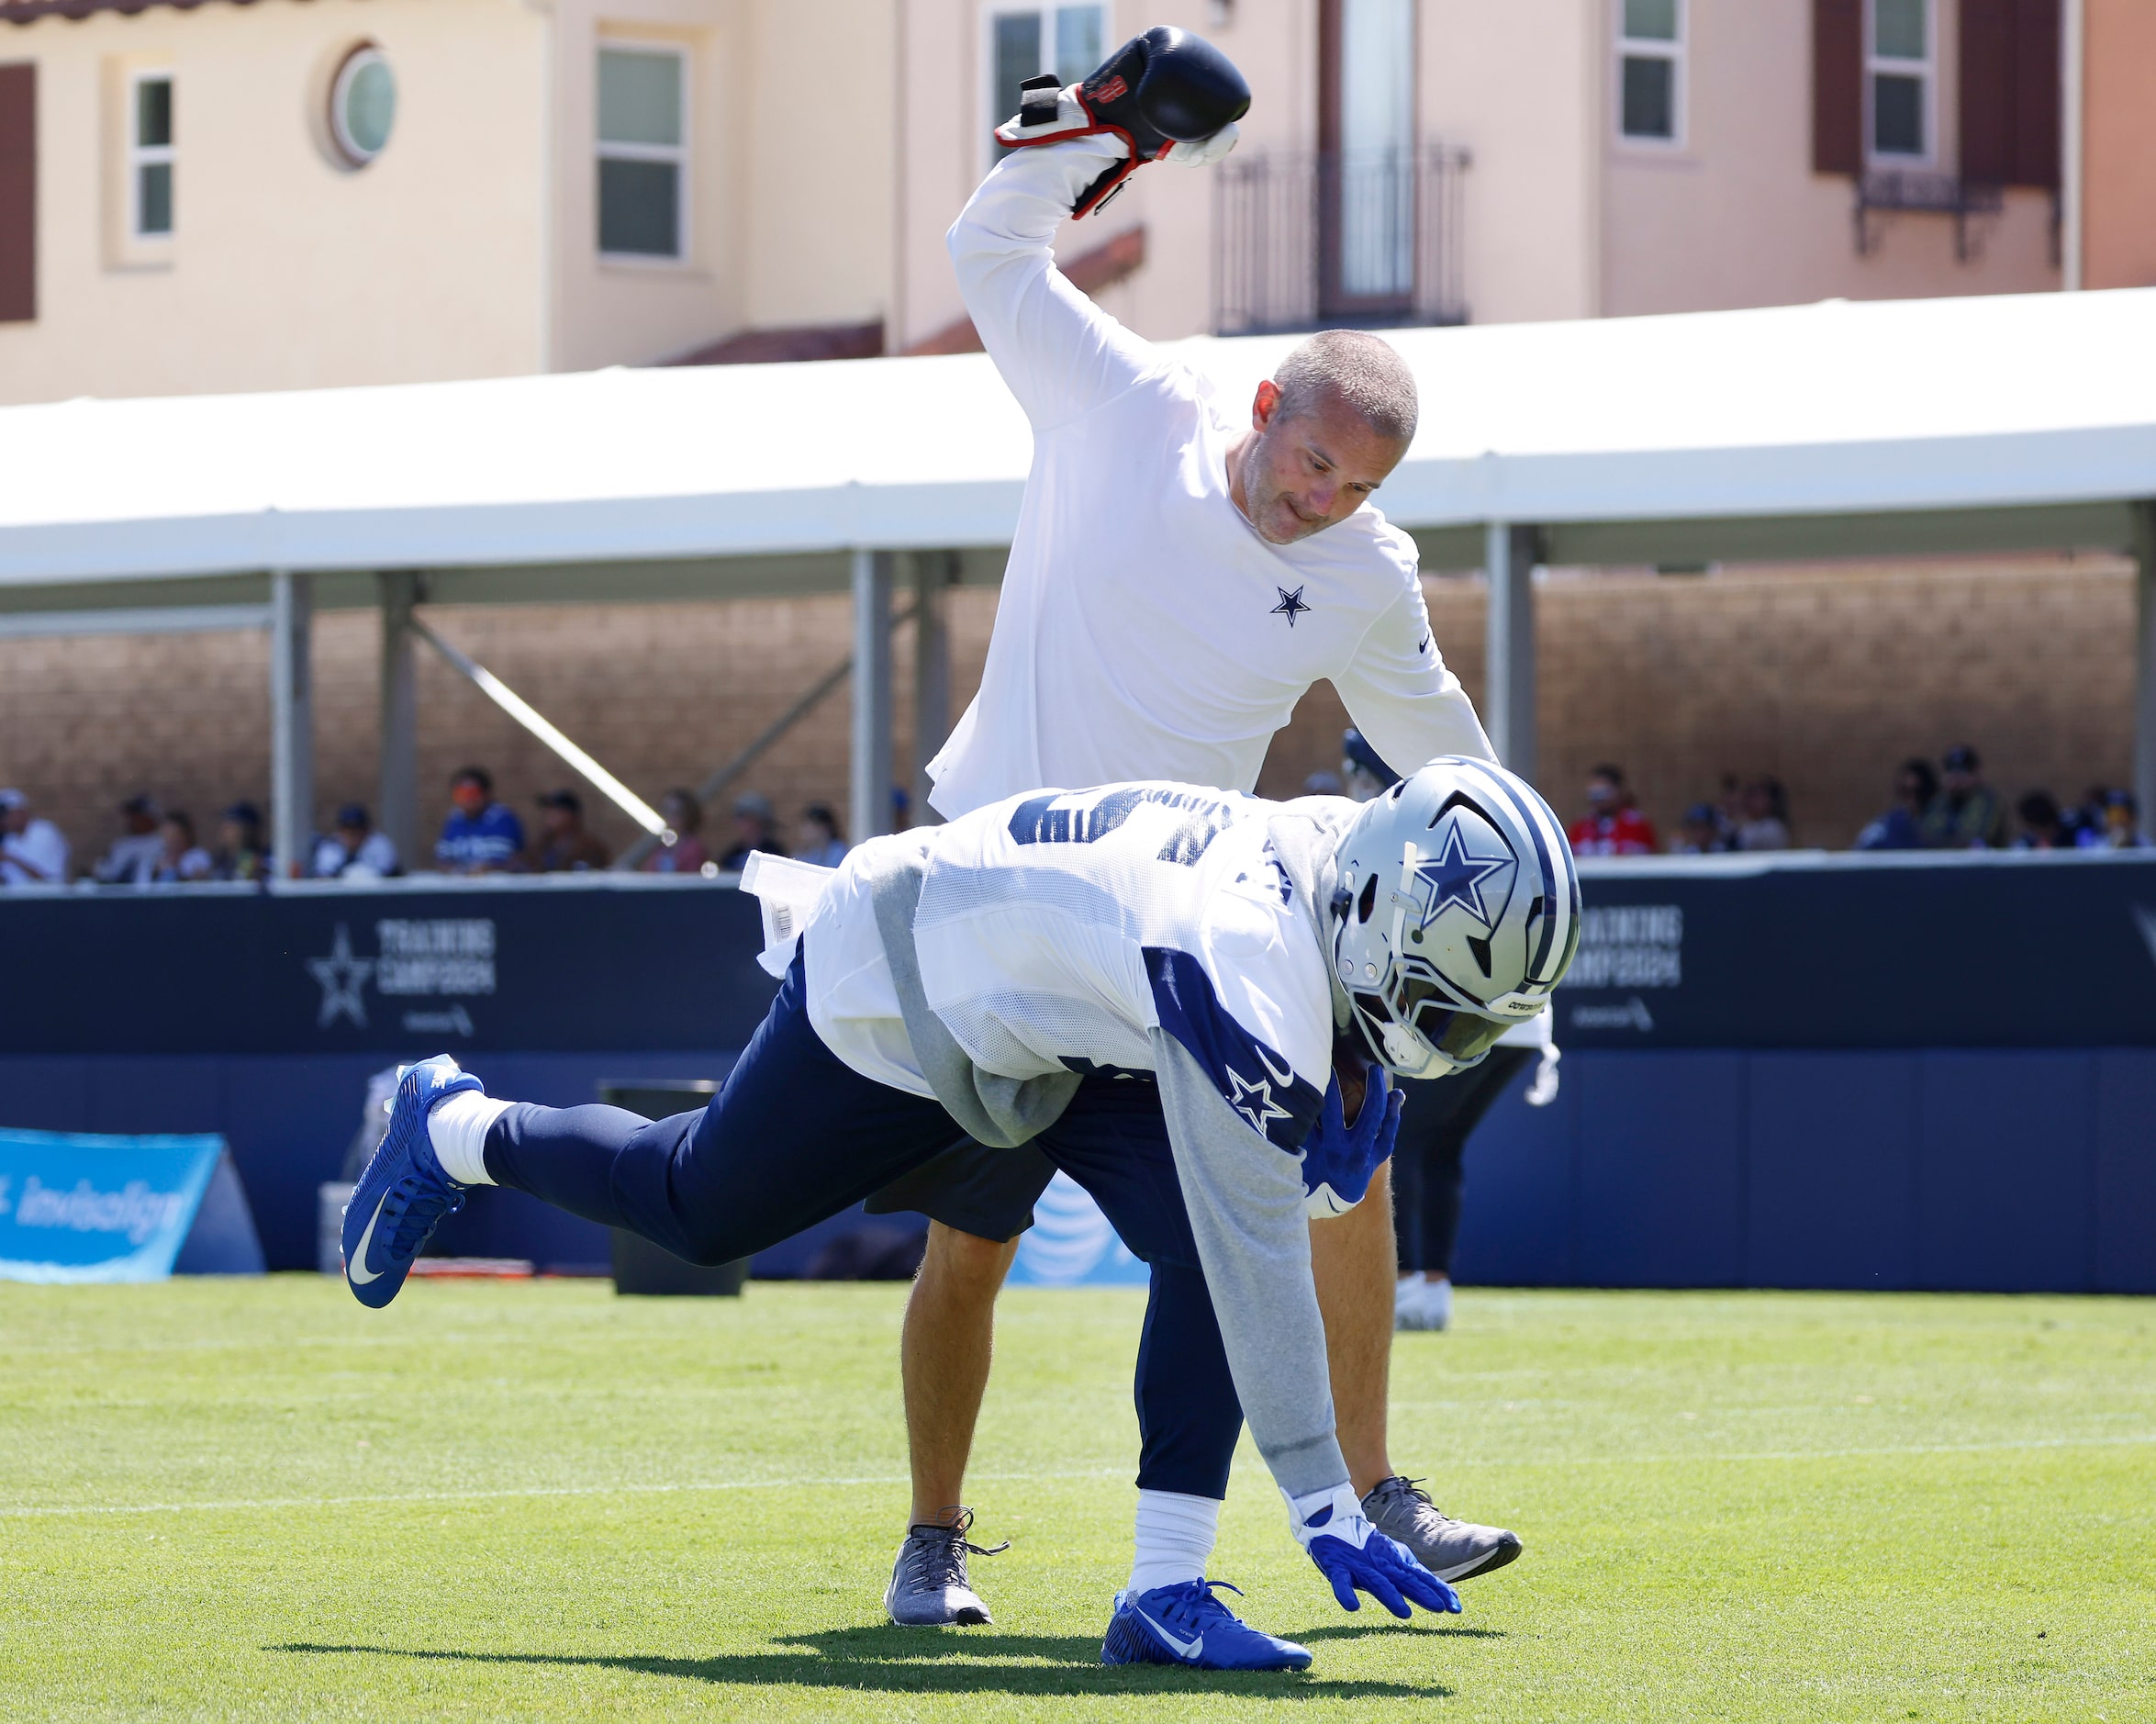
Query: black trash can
[[597, 1080, 748, 1296]]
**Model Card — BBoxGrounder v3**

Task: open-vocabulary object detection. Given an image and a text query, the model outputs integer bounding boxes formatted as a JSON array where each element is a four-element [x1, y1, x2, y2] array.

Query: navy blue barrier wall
[[0, 852, 2151, 1288]]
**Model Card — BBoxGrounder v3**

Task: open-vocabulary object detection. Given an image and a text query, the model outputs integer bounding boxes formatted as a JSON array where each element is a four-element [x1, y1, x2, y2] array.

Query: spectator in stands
[[531, 789, 611, 872], [150, 811, 214, 883], [0, 789, 70, 885], [435, 767, 525, 874], [1855, 758, 1937, 850], [212, 801, 273, 882], [2015, 791, 2070, 850], [796, 803, 849, 868], [1922, 744, 2007, 849], [1301, 770, 1344, 799], [718, 790, 784, 872], [1568, 764, 1659, 856], [1734, 777, 1792, 851], [643, 789, 712, 875], [310, 804, 400, 879], [2067, 785, 2113, 846], [1340, 728, 1393, 803], [1670, 802, 1729, 856], [2094, 789, 2149, 849], [94, 794, 166, 884]]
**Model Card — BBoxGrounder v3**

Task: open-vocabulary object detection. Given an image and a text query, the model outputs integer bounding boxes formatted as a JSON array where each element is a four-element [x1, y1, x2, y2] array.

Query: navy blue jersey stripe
[[1143, 946, 1323, 1154]]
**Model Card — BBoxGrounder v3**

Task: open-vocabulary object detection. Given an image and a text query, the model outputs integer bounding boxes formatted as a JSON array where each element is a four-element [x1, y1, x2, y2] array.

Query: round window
[[330, 47, 397, 167]]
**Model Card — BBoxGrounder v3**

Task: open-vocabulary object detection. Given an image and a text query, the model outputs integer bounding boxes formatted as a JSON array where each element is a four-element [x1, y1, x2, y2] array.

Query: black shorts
[[864, 1136, 1057, 1243]]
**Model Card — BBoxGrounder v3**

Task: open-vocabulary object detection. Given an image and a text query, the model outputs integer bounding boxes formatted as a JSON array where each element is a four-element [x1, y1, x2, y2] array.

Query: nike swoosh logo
[[346, 1192, 390, 1285], [1255, 1046, 1294, 1089], [1416, 634, 1431, 653], [1134, 1606, 1203, 1661]]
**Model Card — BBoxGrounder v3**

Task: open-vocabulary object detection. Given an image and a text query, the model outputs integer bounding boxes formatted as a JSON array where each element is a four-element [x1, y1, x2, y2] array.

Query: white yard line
[[7, 1434, 2152, 1521]]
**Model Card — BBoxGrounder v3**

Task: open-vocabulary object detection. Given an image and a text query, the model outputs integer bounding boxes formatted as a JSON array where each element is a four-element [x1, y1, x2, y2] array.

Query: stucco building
[[3, 0, 2132, 403]]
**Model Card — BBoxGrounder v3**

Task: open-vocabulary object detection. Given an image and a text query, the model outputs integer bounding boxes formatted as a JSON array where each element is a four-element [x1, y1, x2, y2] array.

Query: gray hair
[[1272, 330, 1419, 444]]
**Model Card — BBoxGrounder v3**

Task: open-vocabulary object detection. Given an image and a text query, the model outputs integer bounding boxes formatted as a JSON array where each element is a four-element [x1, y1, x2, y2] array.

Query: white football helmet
[[1329, 756, 1581, 1079]]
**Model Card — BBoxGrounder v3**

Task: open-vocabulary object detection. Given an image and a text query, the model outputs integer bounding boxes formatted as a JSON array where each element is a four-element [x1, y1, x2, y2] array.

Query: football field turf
[[3, 1278, 2150, 1721]]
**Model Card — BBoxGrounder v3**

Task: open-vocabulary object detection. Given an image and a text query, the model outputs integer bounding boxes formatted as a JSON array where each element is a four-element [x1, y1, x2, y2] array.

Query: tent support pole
[[851, 548, 896, 844], [912, 550, 956, 824], [1484, 523, 1539, 782], [270, 571, 315, 880], [377, 571, 420, 868], [2134, 503, 2156, 839]]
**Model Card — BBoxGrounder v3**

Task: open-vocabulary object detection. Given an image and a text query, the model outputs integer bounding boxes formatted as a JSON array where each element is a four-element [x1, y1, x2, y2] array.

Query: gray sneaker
[[883, 1509, 1007, 1627], [1361, 1476, 1523, 1583]]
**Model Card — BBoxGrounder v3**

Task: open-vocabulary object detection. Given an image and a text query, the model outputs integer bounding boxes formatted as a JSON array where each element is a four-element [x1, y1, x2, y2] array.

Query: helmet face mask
[[1329, 757, 1581, 1080]]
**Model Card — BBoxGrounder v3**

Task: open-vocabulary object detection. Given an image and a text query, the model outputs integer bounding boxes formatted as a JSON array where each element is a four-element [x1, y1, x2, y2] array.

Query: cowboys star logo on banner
[[1411, 812, 1518, 934], [307, 924, 374, 1028]]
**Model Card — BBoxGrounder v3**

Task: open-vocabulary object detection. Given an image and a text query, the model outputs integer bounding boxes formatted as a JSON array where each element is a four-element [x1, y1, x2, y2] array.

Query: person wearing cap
[[311, 805, 401, 880], [435, 767, 526, 875], [94, 794, 166, 885], [718, 790, 785, 873], [0, 789, 70, 886], [531, 789, 611, 873], [212, 802, 274, 883], [1921, 745, 2006, 849]]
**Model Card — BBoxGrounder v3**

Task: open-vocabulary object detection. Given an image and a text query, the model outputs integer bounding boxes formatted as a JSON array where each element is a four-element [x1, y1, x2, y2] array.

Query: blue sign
[[0, 1131, 225, 1282], [1006, 1171, 1149, 1287]]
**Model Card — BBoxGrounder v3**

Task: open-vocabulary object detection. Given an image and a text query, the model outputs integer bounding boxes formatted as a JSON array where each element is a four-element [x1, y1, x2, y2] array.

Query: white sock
[[1127, 1490, 1221, 1595], [427, 1091, 511, 1185]]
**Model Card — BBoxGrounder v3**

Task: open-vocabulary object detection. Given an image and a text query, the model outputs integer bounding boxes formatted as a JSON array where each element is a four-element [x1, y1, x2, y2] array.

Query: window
[[129, 72, 173, 240], [1867, 0, 1932, 162], [0, 62, 33, 322], [597, 45, 687, 260], [1616, 0, 1683, 144], [1329, 0, 1415, 303], [985, 4, 1105, 157], [329, 46, 397, 168]]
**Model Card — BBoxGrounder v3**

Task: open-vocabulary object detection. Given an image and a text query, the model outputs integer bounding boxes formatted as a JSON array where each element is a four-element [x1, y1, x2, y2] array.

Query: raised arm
[[1335, 574, 1497, 775], [945, 139, 1163, 431]]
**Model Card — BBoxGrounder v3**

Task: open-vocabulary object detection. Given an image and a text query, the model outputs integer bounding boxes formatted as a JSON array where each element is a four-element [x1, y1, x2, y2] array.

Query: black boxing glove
[[994, 26, 1251, 218]]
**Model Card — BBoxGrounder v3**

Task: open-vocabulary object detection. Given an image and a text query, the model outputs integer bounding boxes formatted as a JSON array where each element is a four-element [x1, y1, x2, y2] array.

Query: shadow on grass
[[272, 1629, 1452, 1700], [1297, 1622, 1507, 1642]]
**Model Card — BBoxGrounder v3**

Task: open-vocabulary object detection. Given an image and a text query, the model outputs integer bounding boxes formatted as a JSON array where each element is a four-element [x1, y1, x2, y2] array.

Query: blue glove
[[1300, 1064, 1402, 1217], [1290, 1484, 1461, 1618]]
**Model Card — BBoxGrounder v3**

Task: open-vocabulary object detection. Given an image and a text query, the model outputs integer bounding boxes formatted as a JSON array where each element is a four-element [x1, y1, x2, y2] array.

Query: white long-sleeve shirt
[[923, 138, 1493, 822]]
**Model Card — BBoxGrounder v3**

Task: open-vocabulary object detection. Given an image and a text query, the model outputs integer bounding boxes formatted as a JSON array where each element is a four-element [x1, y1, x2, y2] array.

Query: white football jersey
[[799, 783, 1347, 1153]]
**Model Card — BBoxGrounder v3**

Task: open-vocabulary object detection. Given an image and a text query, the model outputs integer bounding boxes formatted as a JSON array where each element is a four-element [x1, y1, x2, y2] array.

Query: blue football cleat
[[341, 1056, 483, 1309], [1100, 1580, 1313, 1672]]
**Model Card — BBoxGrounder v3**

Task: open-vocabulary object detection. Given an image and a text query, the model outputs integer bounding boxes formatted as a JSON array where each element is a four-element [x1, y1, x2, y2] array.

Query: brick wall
[[0, 554, 2134, 873]]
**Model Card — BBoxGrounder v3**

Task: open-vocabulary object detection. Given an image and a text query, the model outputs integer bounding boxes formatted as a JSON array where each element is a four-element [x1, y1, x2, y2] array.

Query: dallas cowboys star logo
[[307, 923, 374, 1029], [1270, 586, 1311, 628], [1226, 1067, 1292, 1135], [1413, 821, 1515, 934]]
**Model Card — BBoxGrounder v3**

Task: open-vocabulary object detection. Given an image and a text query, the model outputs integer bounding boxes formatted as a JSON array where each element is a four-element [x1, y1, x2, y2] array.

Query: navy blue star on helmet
[[1270, 586, 1312, 627], [1412, 818, 1516, 934]]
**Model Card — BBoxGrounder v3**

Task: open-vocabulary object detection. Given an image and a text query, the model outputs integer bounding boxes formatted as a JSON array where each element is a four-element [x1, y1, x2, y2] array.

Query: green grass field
[[2, 1278, 2150, 1722]]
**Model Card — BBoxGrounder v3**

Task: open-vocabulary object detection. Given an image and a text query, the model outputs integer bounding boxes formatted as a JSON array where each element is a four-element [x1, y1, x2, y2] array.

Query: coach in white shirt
[[874, 62, 1519, 1629]]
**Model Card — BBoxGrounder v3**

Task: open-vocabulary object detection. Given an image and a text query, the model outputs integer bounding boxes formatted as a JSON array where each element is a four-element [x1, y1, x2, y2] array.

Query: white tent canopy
[[2, 285, 2150, 858]]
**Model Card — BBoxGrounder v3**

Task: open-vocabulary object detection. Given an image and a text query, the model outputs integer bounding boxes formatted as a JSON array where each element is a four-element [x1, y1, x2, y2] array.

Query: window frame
[[127, 68, 173, 242], [595, 40, 690, 266], [980, 2, 1109, 169], [329, 45, 396, 170], [1613, 0, 1685, 151], [1864, 0, 1936, 168]]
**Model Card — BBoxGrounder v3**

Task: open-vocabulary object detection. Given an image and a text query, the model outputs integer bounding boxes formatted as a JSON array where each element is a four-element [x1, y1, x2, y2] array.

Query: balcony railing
[[1214, 144, 1471, 336]]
